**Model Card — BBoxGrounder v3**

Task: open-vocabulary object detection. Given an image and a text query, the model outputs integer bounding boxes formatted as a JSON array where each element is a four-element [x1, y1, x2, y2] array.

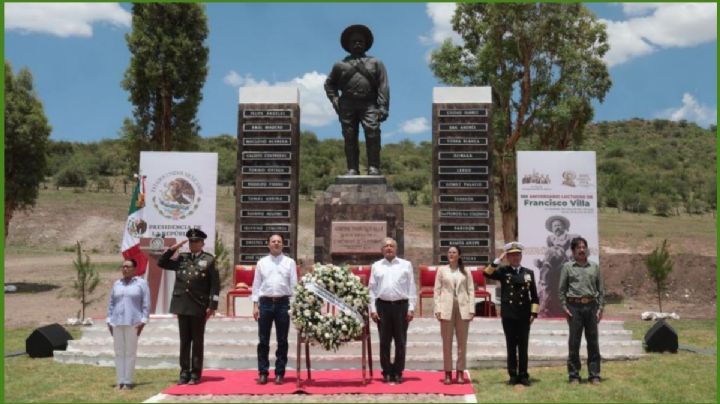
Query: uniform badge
[[199, 260, 207, 269], [524, 273, 531, 282]]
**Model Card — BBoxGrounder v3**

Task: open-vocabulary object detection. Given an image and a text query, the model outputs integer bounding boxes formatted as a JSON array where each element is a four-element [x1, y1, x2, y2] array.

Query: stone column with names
[[432, 87, 495, 266], [235, 87, 299, 265]]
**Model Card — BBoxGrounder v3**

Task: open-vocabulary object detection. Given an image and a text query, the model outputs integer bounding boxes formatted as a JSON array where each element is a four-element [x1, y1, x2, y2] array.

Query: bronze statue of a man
[[324, 24, 389, 176]]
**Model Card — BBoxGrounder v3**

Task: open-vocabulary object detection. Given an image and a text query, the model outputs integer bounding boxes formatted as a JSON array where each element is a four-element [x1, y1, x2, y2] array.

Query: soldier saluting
[[325, 24, 389, 176], [158, 228, 220, 385], [484, 242, 539, 387]]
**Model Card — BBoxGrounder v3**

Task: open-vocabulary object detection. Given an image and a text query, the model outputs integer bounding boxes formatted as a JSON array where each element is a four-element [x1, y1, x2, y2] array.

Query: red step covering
[[163, 369, 475, 396]]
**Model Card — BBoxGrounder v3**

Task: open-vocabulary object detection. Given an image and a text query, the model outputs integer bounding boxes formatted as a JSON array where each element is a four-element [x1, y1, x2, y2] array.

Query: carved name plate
[[242, 166, 291, 175], [438, 166, 488, 175], [439, 239, 490, 247], [439, 180, 489, 189], [242, 123, 291, 132], [241, 238, 290, 247], [242, 152, 291, 160], [438, 138, 488, 146], [240, 254, 267, 262], [439, 224, 490, 233], [438, 123, 488, 132], [241, 224, 290, 233], [331, 221, 387, 254], [439, 195, 489, 203], [438, 255, 489, 264], [243, 109, 292, 118], [242, 180, 290, 189], [438, 108, 487, 117], [438, 152, 488, 160], [439, 210, 490, 218], [241, 195, 290, 203], [241, 210, 290, 218], [242, 138, 292, 146]]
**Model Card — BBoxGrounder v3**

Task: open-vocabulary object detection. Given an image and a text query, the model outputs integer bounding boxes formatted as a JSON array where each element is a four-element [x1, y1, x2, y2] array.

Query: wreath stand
[[295, 315, 373, 387]]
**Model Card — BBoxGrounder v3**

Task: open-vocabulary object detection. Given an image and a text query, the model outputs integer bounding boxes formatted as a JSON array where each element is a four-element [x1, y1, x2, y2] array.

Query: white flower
[[304, 309, 311, 317]]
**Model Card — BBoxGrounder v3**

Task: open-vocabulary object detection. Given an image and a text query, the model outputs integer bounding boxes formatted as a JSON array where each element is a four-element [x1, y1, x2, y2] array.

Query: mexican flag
[[121, 175, 149, 276]]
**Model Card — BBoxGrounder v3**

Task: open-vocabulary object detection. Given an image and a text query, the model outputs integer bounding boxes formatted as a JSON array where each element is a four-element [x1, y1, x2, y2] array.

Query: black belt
[[567, 296, 595, 304], [259, 296, 290, 303], [377, 298, 408, 305]]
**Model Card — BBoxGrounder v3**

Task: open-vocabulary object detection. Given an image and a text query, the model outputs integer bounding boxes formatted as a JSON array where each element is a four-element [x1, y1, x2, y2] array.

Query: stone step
[[54, 347, 641, 371], [64, 338, 642, 357]]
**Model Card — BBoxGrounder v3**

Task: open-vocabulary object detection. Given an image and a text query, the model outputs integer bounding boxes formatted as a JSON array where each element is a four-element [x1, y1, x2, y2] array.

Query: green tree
[[122, 3, 209, 155], [72, 241, 100, 321], [4, 61, 52, 236], [644, 240, 673, 313], [430, 3, 611, 240]]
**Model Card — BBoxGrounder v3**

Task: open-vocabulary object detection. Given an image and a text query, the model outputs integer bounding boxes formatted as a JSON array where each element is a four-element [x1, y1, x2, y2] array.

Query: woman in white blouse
[[107, 259, 150, 390], [434, 246, 475, 384]]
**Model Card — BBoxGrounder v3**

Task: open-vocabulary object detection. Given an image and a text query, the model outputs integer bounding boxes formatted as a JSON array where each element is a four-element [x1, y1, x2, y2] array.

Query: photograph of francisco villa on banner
[[517, 151, 600, 318]]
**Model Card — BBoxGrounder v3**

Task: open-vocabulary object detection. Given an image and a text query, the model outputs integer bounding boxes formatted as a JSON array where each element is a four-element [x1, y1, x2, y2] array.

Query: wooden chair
[[418, 265, 439, 317], [225, 265, 254, 317]]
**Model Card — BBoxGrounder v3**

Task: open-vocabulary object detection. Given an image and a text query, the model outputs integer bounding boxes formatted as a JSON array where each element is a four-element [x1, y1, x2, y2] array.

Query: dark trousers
[[177, 314, 207, 380], [567, 303, 601, 380], [501, 316, 531, 378], [257, 298, 290, 376], [376, 299, 409, 377], [338, 98, 381, 171]]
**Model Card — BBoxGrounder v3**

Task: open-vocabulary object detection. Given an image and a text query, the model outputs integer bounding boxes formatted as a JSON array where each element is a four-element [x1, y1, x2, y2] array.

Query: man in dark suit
[[158, 228, 220, 385], [484, 242, 539, 386]]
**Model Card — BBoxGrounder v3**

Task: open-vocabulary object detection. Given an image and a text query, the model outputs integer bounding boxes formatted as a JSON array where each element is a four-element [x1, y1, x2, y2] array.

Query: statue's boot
[[366, 130, 381, 175], [343, 127, 360, 175]]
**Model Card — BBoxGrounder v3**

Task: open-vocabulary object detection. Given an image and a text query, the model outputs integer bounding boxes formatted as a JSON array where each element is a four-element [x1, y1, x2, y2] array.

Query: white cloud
[[603, 3, 716, 67], [224, 70, 335, 127], [5, 3, 131, 38], [420, 3, 460, 46], [399, 117, 430, 134], [657, 93, 717, 127]]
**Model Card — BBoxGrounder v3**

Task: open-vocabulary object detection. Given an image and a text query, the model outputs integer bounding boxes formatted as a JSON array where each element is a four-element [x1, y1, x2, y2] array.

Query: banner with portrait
[[139, 152, 218, 314], [517, 151, 599, 318]]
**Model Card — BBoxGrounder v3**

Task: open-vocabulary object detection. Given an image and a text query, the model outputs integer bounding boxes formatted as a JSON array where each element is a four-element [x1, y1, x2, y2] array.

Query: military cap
[[504, 241, 524, 253], [186, 228, 207, 241], [341, 24, 374, 53]]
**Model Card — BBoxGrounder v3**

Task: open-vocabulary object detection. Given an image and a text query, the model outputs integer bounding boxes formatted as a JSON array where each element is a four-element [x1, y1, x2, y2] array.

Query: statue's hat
[[341, 24, 374, 53]]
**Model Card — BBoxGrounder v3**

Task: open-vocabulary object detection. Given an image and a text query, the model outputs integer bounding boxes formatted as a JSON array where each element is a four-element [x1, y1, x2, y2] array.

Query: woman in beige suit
[[434, 246, 475, 384]]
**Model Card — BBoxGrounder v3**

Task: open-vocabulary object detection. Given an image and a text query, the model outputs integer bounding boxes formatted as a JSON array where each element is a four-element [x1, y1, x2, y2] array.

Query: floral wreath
[[290, 263, 369, 351]]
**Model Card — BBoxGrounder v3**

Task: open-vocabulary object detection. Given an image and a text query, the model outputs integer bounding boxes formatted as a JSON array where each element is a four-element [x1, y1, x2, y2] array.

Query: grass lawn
[[4, 320, 717, 403]]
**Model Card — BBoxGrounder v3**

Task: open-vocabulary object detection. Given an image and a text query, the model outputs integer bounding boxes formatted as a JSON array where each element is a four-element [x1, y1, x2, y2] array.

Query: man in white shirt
[[369, 237, 417, 384], [252, 234, 298, 385]]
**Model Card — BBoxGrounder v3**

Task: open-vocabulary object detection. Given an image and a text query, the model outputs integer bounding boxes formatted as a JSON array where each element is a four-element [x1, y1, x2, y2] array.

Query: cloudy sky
[[4, 2, 717, 143]]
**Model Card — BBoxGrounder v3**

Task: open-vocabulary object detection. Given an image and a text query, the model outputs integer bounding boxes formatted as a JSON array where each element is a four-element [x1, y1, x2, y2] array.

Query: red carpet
[[162, 369, 474, 395]]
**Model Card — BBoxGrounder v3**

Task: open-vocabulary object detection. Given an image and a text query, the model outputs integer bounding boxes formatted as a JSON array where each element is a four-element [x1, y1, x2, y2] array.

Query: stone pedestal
[[314, 176, 404, 265]]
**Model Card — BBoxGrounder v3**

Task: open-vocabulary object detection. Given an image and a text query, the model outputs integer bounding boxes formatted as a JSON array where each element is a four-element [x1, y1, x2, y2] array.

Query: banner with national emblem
[[139, 152, 218, 314], [121, 174, 149, 276], [517, 151, 600, 318]]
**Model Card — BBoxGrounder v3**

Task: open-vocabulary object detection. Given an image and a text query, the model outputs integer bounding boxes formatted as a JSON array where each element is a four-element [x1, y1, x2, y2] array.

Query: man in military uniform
[[559, 237, 604, 385], [325, 24, 389, 176], [158, 228, 220, 385], [484, 242, 539, 386]]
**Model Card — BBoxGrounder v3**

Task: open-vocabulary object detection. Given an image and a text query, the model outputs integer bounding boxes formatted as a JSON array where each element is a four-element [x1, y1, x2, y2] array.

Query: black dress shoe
[[178, 378, 189, 385], [275, 375, 284, 385], [383, 374, 392, 383], [258, 374, 268, 385], [507, 376, 518, 385], [394, 374, 403, 384], [188, 378, 199, 385], [519, 377, 531, 386]]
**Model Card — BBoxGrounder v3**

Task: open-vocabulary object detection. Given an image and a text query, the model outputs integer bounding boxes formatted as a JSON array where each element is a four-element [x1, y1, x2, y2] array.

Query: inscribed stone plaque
[[243, 109, 293, 118], [438, 166, 488, 175], [438, 123, 488, 132], [242, 138, 292, 146], [438, 152, 488, 160], [240, 224, 290, 233], [242, 166, 291, 175], [242, 152, 292, 160], [438, 108, 487, 117], [439, 195, 489, 203], [438, 138, 488, 146], [439, 255, 489, 264], [242, 123, 291, 132], [331, 221, 387, 254]]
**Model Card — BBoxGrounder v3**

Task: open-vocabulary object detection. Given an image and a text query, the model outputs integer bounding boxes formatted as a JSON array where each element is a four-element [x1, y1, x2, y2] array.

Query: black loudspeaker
[[25, 323, 73, 358], [644, 319, 678, 353]]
